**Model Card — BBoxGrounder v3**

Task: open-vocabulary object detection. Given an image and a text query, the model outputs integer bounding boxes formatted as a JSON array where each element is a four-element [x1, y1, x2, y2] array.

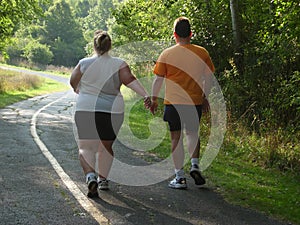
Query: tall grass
[[0, 69, 43, 93], [0, 68, 68, 108], [224, 119, 300, 173]]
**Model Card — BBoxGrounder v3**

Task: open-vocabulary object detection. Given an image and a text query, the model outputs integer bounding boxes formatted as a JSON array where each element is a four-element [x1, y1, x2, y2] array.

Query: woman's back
[[79, 53, 124, 96]]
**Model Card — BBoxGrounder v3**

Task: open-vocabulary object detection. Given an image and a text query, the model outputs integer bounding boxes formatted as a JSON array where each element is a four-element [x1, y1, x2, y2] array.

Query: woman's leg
[[77, 139, 100, 197], [97, 140, 114, 180], [78, 139, 100, 175]]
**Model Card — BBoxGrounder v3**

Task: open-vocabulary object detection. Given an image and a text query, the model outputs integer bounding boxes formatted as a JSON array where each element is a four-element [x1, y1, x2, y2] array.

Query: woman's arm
[[119, 62, 148, 97], [70, 64, 83, 93], [119, 62, 151, 108]]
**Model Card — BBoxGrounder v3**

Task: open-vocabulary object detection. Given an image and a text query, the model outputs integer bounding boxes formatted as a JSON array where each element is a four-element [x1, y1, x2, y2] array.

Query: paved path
[[0, 68, 293, 225]]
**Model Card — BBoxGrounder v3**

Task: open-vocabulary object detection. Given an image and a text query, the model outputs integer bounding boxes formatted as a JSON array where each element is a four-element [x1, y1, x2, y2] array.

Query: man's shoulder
[[190, 44, 209, 54], [160, 45, 182, 56]]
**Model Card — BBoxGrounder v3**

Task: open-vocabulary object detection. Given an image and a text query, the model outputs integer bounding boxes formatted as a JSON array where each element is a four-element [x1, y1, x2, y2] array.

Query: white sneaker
[[168, 177, 187, 189], [98, 179, 109, 190]]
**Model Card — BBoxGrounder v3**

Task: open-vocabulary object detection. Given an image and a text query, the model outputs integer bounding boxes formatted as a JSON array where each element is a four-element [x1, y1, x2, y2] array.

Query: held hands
[[143, 96, 152, 110], [150, 100, 158, 115], [143, 96, 158, 115], [144, 97, 210, 115]]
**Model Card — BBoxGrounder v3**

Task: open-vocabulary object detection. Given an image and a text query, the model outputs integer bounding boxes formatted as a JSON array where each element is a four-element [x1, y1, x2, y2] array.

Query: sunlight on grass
[[119, 86, 170, 154], [0, 68, 68, 108], [206, 153, 300, 224]]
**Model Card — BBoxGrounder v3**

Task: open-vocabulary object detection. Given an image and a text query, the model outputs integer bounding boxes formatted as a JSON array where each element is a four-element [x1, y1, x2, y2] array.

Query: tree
[[230, 0, 243, 74], [110, 0, 179, 45], [73, 0, 91, 18], [5, 23, 49, 64], [23, 41, 53, 65], [0, 0, 49, 53], [81, 0, 114, 41], [44, 0, 86, 66], [109, 0, 300, 131]]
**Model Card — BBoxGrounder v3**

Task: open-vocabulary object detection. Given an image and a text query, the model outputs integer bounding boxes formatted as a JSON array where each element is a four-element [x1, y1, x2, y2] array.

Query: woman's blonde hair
[[94, 30, 111, 55]]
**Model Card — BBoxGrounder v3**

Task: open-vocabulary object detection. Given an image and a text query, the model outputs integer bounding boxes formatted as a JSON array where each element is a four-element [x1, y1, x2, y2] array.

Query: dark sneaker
[[168, 177, 187, 189], [98, 179, 109, 190], [87, 176, 98, 198], [190, 164, 206, 185]]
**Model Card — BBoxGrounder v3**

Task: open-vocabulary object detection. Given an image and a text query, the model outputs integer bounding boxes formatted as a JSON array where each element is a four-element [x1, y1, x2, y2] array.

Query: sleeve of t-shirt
[[79, 58, 90, 74], [153, 52, 167, 77]]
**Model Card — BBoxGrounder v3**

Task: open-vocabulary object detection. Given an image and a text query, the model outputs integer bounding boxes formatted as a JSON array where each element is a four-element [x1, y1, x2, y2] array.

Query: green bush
[[5, 38, 26, 63], [275, 71, 300, 129], [23, 41, 53, 65]]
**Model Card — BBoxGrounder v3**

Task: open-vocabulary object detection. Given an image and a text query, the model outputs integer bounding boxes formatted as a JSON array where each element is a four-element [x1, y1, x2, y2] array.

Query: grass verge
[[123, 92, 300, 225], [206, 152, 300, 224], [0, 67, 68, 108]]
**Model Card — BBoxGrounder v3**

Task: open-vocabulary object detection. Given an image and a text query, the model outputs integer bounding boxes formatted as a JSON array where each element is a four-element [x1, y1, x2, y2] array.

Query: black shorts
[[163, 105, 202, 131], [75, 111, 124, 140]]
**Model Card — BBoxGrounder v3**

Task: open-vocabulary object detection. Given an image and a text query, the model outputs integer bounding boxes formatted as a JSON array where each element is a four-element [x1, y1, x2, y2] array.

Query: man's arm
[[202, 72, 213, 113], [150, 75, 164, 114]]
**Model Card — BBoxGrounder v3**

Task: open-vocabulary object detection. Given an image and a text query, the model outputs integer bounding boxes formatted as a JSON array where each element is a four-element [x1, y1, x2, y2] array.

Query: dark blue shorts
[[163, 105, 202, 131], [75, 111, 124, 140]]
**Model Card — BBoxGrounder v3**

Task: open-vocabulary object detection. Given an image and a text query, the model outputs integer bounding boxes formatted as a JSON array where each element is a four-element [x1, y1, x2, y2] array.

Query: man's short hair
[[174, 17, 191, 38]]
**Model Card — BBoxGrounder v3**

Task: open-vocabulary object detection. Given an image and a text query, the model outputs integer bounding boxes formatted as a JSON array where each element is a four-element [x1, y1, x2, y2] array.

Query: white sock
[[191, 158, 199, 166], [175, 168, 185, 179], [97, 177, 107, 182], [86, 172, 96, 183]]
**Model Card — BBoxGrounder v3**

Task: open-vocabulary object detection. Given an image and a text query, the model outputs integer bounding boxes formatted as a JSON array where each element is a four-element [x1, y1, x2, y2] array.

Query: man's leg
[[168, 130, 187, 189], [186, 130, 205, 185], [185, 130, 200, 159], [170, 130, 185, 171]]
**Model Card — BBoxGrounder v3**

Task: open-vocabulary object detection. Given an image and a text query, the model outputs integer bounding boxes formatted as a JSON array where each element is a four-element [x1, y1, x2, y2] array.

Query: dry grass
[[0, 69, 43, 93]]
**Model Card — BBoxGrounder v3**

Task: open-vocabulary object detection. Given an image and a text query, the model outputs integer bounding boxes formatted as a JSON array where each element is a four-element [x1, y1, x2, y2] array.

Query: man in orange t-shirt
[[151, 17, 215, 189]]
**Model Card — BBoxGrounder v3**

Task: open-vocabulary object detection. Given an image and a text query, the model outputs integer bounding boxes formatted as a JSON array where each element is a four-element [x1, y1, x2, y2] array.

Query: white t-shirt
[[75, 53, 125, 113]]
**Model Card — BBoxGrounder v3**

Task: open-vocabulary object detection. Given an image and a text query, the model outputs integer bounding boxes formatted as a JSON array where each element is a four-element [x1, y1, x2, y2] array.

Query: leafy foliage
[[0, 0, 49, 52], [44, 0, 86, 66], [108, 0, 300, 171], [110, 0, 177, 45], [1, 0, 299, 134], [23, 41, 53, 65]]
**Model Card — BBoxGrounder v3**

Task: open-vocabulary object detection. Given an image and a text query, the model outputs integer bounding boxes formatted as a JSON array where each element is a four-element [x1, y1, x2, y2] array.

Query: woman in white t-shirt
[[70, 30, 151, 198]]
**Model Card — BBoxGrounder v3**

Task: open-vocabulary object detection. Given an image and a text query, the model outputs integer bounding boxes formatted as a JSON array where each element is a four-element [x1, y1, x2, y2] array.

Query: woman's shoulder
[[110, 56, 125, 62], [108, 56, 126, 68], [79, 55, 97, 64]]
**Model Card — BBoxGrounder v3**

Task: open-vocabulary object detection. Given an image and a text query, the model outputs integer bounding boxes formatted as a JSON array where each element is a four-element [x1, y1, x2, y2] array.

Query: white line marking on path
[[30, 93, 109, 225]]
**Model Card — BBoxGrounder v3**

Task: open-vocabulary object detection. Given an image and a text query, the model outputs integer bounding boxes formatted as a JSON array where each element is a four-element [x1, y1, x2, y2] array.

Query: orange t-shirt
[[153, 44, 215, 105]]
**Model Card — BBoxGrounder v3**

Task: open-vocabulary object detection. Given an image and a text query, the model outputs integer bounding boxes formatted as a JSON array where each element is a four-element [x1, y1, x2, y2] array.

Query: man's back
[[154, 44, 215, 105]]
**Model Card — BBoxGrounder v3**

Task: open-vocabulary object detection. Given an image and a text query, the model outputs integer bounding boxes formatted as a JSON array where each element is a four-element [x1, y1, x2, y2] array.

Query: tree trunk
[[230, 0, 244, 74]]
